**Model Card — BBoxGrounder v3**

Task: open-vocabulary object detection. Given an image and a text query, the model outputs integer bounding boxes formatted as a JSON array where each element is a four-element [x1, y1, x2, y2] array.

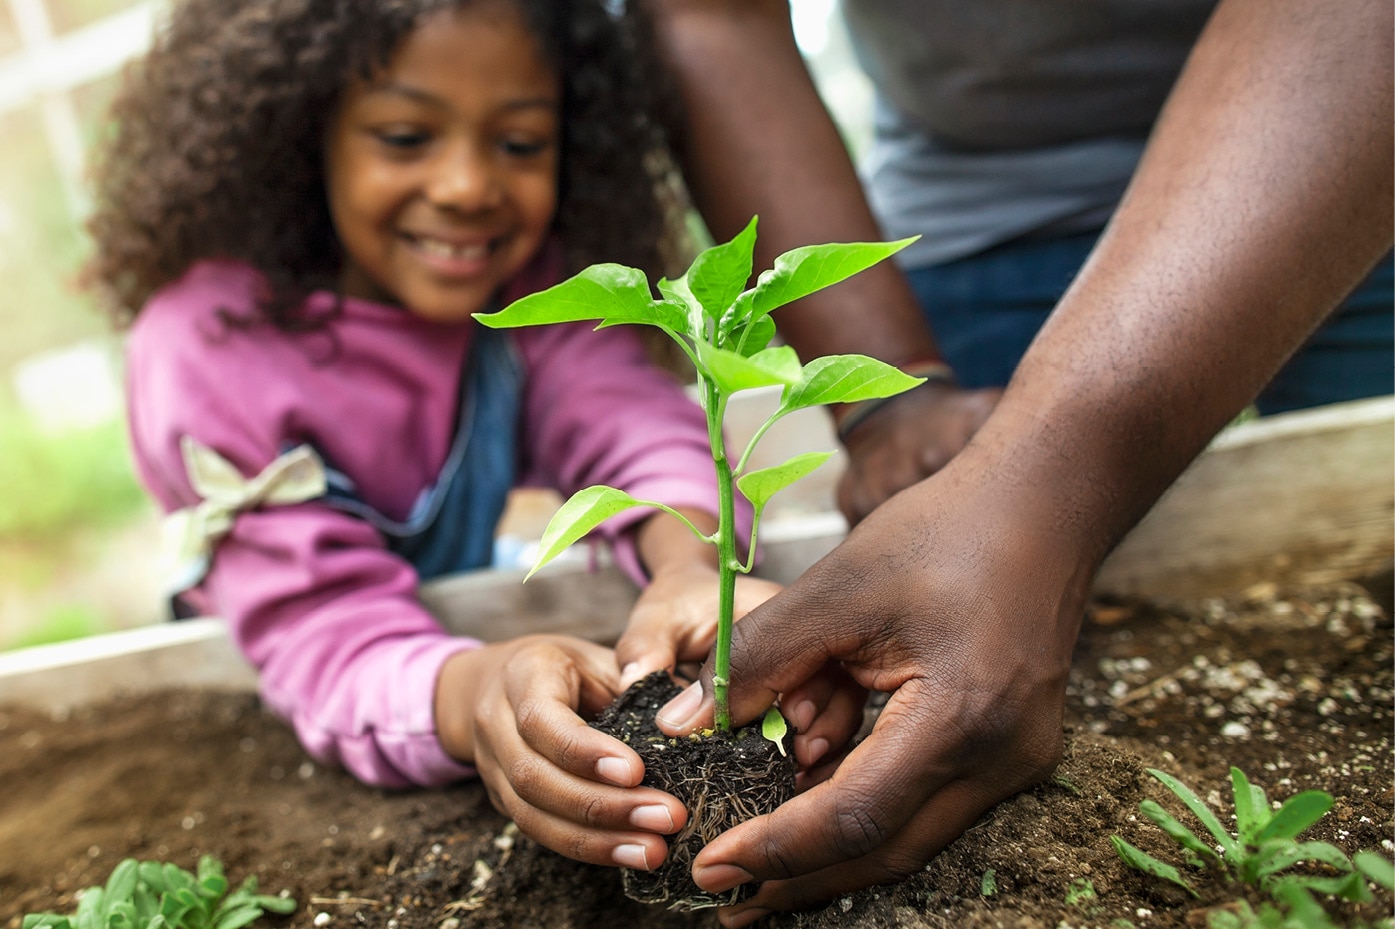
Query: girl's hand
[[435, 635, 688, 870], [615, 563, 782, 689]]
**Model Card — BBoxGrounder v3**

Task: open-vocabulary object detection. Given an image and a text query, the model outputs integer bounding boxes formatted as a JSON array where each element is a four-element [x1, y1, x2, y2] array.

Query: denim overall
[[317, 326, 522, 580]]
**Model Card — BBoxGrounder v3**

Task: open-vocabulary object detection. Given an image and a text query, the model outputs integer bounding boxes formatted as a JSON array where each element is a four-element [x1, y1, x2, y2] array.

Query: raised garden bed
[[2, 398, 1391, 929]]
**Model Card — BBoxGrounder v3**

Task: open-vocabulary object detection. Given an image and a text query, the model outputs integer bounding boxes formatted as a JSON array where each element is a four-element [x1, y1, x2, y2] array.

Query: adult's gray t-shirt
[[839, 0, 1215, 267]]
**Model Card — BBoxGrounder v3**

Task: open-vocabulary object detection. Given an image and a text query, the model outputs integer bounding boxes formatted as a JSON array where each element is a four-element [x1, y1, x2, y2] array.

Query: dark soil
[[590, 671, 796, 911], [2, 580, 1391, 929]]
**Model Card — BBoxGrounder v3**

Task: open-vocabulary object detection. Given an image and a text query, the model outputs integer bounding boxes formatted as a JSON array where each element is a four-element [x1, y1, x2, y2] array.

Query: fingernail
[[789, 699, 816, 733], [596, 756, 634, 787], [630, 804, 676, 833], [620, 662, 643, 689], [723, 908, 771, 928], [657, 681, 704, 729], [694, 863, 754, 893], [613, 843, 652, 870], [802, 736, 829, 767]]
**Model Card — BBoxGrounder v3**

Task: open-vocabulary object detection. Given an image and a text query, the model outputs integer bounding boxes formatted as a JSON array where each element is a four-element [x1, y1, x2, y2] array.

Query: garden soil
[[2, 580, 1391, 929]]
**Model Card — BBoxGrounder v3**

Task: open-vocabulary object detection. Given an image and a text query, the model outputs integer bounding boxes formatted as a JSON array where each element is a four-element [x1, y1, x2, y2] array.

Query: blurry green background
[[0, 0, 870, 650]]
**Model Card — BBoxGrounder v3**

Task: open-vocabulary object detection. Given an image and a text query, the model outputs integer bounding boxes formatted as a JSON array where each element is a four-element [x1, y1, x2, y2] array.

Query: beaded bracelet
[[835, 359, 956, 442]]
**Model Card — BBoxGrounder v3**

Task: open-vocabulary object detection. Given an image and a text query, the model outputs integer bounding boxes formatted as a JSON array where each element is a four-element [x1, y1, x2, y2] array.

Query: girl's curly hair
[[85, 0, 691, 328]]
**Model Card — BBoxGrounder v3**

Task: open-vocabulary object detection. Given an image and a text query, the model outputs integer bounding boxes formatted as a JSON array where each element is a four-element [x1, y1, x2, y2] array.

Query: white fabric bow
[[162, 437, 327, 594]]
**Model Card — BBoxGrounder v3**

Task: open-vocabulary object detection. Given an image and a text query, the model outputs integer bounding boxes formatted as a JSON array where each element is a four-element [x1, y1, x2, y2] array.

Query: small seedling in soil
[[476, 217, 921, 908], [22, 854, 295, 929], [1112, 766, 1392, 927]]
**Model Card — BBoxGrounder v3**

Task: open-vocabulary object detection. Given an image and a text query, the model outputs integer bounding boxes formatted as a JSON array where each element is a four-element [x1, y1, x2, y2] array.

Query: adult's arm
[[643, 0, 999, 521], [656, 0, 1393, 921]]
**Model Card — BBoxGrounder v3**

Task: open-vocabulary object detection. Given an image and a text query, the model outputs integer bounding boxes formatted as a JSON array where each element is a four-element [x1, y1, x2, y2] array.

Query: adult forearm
[[643, 0, 940, 365], [984, 0, 1393, 563]]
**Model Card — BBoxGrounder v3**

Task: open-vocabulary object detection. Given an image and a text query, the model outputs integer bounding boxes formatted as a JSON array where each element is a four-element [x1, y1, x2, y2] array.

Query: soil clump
[[590, 671, 796, 910]]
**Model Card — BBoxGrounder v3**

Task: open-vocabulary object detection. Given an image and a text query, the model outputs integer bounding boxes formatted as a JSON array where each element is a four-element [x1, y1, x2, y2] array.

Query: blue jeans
[[906, 233, 1393, 415]]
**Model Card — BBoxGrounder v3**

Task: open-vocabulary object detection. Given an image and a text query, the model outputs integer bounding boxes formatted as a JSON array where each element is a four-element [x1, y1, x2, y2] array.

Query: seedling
[[476, 216, 921, 730], [1112, 766, 1389, 925], [23, 854, 295, 929]]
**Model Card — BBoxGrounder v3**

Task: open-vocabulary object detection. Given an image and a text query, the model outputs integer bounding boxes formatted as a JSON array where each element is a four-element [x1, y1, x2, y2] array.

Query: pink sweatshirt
[[126, 257, 745, 788]]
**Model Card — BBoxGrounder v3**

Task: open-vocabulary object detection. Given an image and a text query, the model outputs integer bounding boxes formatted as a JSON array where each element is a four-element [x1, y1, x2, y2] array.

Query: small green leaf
[[1065, 878, 1096, 906], [1285, 869, 1373, 903], [1230, 767, 1271, 845], [761, 706, 788, 756], [689, 216, 758, 322], [104, 860, 140, 910], [979, 869, 997, 896], [1147, 768, 1237, 858], [474, 265, 687, 333], [781, 355, 924, 414], [21, 916, 73, 929], [527, 486, 658, 580], [1255, 790, 1333, 842], [212, 903, 264, 929], [1355, 850, 1395, 892], [1111, 835, 1198, 897], [695, 343, 802, 395], [1138, 799, 1219, 863], [720, 237, 918, 334], [737, 452, 834, 513], [725, 313, 777, 357]]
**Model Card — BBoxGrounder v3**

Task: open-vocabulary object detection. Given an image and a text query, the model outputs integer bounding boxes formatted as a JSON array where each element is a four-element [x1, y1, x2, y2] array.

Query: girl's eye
[[373, 128, 430, 149], [500, 137, 551, 158]]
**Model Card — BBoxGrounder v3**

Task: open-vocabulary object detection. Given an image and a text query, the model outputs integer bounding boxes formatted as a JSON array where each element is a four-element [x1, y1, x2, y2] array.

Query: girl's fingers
[[479, 763, 676, 869]]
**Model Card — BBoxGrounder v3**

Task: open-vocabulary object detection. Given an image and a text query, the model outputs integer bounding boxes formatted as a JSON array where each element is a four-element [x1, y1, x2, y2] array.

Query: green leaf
[[689, 216, 758, 321], [780, 355, 925, 414], [1230, 767, 1272, 845], [1138, 799, 1219, 863], [1253, 839, 1352, 880], [21, 916, 72, 929], [1147, 768, 1238, 858], [737, 452, 833, 514], [136, 863, 167, 893], [104, 860, 140, 910], [979, 869, 997, 897], [212, 904, 264, 929], [725, 313, 777, 357], [1285, 869, 1373, 903], [246, 894, 296, 916], [527, 486, 656, 580], [1355, 850, 1395, 892], [695, 343, 802, 395], [74, 886, 103, 929], [1256, 790, 1333, 842], [761, 706, 788, 756], [473, 264, 686, 333], [1110, 835, 1198, 897], [720, 237, 917, 335], [657, 277, 704, 340]]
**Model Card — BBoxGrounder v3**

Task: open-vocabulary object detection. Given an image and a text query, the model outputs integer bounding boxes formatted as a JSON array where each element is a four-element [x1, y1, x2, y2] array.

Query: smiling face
[[324, 1, 561, 323]]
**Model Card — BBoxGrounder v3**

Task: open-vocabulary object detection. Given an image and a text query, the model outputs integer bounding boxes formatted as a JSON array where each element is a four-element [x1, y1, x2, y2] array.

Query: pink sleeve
[[125, 283, 476, 789], [202, 506, 477, 789], [517, 322, 754, 582]]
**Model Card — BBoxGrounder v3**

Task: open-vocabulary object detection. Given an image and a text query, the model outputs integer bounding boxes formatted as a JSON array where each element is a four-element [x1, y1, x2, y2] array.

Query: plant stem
[[704, 381, 737, 731]]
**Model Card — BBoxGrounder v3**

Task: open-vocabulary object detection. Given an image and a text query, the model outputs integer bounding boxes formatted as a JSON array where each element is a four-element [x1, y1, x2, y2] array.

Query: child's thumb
[[614, 627, 677, 691]]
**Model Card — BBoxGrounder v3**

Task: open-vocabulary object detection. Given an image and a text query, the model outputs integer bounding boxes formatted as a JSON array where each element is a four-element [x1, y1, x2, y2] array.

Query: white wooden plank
[[1095, 396, 1394, 600]]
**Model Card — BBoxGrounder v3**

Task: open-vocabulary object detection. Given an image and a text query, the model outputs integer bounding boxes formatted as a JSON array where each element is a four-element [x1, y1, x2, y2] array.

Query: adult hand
[[655, 458, 1092, 925], [437, 635, 688, 871], [836, 382, 1000, 526]]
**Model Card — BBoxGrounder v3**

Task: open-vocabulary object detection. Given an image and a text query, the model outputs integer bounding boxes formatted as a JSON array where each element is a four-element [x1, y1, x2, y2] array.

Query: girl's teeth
[[417, 238, 487, 260]]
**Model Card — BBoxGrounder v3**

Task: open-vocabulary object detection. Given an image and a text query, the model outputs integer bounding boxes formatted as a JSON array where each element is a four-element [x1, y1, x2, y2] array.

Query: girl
[[85, 0, 780, 874]]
